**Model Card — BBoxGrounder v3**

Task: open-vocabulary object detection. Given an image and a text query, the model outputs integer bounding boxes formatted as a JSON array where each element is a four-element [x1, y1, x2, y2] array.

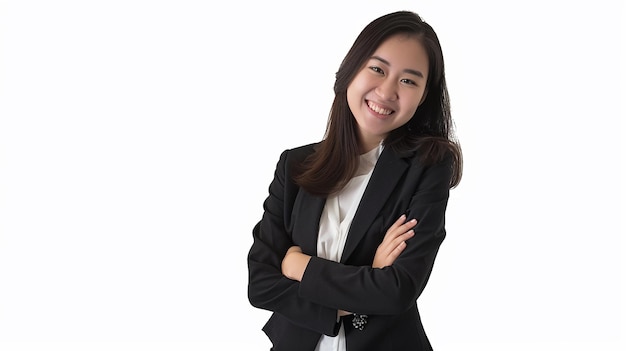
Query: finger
[[380, 229, 413, 256], [398, 218, 418, 232], [389, 216, 417, 235], [388, 230, 415, 249], [383, 215, 409, 240], [383, 218, 417, 244], [384, 241, 407, 264], [393, 241, 407, 256], [386, 215, 407, 233]]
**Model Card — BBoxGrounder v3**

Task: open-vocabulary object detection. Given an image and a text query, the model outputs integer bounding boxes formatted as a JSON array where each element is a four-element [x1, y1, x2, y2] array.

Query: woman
[[247, 10, 462, 351]]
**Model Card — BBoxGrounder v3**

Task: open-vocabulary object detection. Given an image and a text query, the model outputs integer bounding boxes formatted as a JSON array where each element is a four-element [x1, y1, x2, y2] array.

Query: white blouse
[[315, 144, 383, 351]]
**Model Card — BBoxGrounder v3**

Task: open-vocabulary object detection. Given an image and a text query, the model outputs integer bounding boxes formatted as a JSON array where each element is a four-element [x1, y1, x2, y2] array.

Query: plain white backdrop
[[0, 0, 624, 350]]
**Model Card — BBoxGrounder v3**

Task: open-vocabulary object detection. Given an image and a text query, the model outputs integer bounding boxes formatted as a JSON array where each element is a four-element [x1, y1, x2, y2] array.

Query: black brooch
[[351, 314, 368, 330]]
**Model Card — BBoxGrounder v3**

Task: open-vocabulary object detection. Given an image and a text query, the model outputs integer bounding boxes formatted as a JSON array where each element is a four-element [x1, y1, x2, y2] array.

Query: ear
[[418, 87, 428, 106]]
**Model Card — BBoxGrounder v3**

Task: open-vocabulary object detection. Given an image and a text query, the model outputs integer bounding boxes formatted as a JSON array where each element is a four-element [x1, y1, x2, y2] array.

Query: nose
[[375, 78, 398, 101]]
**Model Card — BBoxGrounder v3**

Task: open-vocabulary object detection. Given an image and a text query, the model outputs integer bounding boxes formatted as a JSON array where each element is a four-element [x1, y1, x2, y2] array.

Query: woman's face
[[347, 34, 429, 152]]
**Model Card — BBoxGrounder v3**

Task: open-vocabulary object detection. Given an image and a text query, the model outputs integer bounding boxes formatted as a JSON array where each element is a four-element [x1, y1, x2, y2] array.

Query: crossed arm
[[281, 214, 418, 316]]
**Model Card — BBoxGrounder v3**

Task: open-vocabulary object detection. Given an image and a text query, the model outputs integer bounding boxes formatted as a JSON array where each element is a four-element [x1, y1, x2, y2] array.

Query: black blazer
[[248, 142, 452, 351]]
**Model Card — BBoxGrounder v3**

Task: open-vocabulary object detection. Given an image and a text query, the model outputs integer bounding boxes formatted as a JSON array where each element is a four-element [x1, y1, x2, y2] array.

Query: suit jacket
[[248, 142, 452, 351]]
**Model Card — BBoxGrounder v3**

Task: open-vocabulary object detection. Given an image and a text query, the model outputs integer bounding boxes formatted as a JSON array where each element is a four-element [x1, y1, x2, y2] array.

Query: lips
[[367, 100, 394, 115]]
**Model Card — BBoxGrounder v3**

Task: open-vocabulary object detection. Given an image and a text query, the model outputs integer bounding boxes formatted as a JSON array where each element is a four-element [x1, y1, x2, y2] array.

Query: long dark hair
[[294, 11, 462, 196]]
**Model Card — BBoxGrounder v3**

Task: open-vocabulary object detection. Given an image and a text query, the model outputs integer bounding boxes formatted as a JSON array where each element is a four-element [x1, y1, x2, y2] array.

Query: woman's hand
[[281, 246, 311, 281], [372, 215, 417, 268]]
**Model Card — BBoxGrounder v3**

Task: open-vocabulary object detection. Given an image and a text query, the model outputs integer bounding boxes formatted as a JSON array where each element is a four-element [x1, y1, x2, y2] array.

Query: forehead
[[372, 33, 429, 70]]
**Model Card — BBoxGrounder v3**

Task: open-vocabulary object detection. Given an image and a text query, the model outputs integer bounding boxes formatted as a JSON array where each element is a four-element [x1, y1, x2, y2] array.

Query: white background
[[0, 0, 624, 350]]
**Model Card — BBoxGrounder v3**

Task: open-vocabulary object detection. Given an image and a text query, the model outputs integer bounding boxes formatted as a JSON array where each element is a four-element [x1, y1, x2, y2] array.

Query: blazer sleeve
[[298, 154, 453, 316], [247, 148, 340, 336]]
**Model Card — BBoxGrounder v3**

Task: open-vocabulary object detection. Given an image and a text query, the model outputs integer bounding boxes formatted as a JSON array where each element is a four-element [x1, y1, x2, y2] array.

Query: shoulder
[[286, 141, 320, 155], [394, 146, 455, 188], [393, 138, 458, 172], [279, 142, 320, 165]]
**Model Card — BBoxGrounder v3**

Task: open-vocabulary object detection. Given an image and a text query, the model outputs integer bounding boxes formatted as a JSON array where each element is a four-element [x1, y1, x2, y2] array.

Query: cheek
[[417, 89, 427, 105], [347, 92, 359, 117], [406, 90, 426, 111], [398, 98, 422, 123], [347, 71, 372, 95], [347, 79, 364, 111], [346, 78, 360, 98]]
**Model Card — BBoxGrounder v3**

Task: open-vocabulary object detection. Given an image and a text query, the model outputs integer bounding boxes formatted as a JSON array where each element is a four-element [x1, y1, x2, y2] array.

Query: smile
[[367, 100, 394, 116]]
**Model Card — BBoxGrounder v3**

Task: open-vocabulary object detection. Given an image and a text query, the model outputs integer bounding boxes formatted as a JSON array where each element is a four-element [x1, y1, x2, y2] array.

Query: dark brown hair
[[294, 11, 462, 196]]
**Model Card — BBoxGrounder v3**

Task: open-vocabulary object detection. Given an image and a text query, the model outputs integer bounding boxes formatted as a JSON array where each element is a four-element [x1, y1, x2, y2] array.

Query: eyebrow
[[371, 55, 425, 79]]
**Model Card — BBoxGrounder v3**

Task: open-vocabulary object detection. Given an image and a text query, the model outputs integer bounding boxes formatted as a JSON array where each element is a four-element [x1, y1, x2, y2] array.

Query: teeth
[[367, 101, 393, 115]]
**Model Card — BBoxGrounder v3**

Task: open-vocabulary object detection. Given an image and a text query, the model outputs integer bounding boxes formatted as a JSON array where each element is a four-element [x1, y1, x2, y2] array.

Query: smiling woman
[[0, 0, 622, 350], [247, 10, 462, 351], [347, 33, 430, 152]]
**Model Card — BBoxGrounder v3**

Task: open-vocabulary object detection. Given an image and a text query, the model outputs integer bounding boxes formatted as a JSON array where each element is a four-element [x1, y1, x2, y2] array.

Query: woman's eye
[[369, 66, 384, 74], [401, 78, 417, 86]]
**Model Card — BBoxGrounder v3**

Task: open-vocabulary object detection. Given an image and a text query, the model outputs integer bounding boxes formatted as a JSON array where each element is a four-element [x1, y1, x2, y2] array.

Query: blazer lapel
[[340, 148, 409, 263], [291, 190, 326, 256]]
